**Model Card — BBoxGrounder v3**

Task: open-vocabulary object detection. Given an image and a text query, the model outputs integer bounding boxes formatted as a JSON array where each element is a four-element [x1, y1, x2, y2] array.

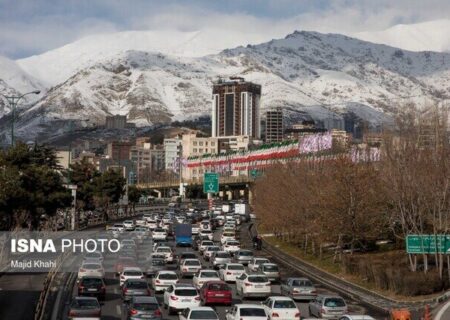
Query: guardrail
[[136, 175, 253, 189]]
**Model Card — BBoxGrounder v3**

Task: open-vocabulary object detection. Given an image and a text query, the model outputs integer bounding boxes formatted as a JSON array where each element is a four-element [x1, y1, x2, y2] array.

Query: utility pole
[[0, 90, 41, 146]]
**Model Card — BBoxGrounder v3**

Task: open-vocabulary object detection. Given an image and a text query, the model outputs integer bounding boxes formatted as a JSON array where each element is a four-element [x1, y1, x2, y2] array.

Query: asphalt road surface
[[59, 220, 383, 320]]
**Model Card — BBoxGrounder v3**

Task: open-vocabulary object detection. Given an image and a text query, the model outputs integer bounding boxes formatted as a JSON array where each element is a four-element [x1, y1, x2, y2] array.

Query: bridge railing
[[136, 175, 253, 189]]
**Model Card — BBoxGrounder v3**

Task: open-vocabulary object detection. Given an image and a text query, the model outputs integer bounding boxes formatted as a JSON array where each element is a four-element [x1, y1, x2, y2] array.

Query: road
[[59, 219, 383, 320]]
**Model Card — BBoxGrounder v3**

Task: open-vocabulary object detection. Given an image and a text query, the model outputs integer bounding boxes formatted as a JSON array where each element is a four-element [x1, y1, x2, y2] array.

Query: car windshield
[[263, 265, 279, 271], [175, 289, 197, 296], [159, 273, 178, 280], [182, 254, 197, 259], [248, 276, 269, 283], [209, 283, 230, 291], [124, 271, 142, 276], [190, 310, 218, 319], [201, 272, 218, 278], [206, 247, 220, 251], [240, 308, 266, 317], [273, 300, 297, 308], [157, 248, 171, 253], [185, 260, 201, 266], [134, 303, 159, 311], [256, 259, 269, 264], [202, 242, 214, 246], [239, 251, 253, 256], [216, 253, 230, 258], [81, 278, 102, 285], [227, 242, 239, 246], [127, 281, 148, 289], [292, 280, 313, 287], [72, 299, 99, 309], [324, 298, 346, 307], [228, 265, 244, 270], [151, 259, 165, 266]]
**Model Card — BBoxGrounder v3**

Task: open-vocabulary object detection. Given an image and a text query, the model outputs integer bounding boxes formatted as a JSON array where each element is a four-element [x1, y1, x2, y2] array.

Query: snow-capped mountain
[[2, 28, 450, 142], [355, 20, 450, 52], [0, 56, 44, 118]]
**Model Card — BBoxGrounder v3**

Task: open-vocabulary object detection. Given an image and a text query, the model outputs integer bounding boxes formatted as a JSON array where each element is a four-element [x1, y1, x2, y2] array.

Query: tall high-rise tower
[[212, 77, 261, 139]]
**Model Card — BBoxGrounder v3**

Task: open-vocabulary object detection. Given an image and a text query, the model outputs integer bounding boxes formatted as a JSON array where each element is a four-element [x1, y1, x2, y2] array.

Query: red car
[[115, 257, 137, 274], [199, 281, 232, 305]]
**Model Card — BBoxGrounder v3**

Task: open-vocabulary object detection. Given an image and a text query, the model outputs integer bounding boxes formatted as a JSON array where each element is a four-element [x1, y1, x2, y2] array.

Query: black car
[[78, 276, 106, 300], [145, 258, 166, 277]]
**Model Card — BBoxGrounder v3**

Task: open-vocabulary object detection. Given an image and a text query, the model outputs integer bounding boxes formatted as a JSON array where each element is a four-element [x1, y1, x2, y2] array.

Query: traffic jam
[[67, 202, 374, 320]]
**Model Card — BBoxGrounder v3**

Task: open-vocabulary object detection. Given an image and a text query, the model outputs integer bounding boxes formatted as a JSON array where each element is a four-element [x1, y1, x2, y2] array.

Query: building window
[[205, 148, 208, 153], [193, 141, 197, 146], [205, 141, 208, 146], [193, 169, 197, 174], [199, 169, 203, 174], [199, 148, 203, 153], [193, 148, 197, 153], [211, 142, 215, 146], [199, 141, 203, 146]]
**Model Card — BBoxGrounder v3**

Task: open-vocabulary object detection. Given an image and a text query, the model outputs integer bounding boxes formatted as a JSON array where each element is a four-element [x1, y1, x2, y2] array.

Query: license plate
[[142, 315, 153, 318], [87, 289, 97, 292], [215, 294, 224, 297], [255, 285, 263, 288], [182, 299, 191, 302]]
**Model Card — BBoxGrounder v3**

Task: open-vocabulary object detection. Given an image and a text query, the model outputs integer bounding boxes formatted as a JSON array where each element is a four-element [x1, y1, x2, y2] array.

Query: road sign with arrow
[[203, 172, 219, 193]]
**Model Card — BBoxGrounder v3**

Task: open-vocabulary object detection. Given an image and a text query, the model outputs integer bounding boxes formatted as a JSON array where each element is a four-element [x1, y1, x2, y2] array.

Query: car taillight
[[244, 282, 252, 287], [123, 288, 128, 293], [183, 268, 187, 271], [311, 290, 317, 294], [295, 312, 301, 318], [130, 309, 138, 315], [194, 296, 201, 301], [101, 286, 106, 292], [140, 276, 144, 279], [321, 308, 326, 314], [154, 309, 162, 316], [79, 269, 85, 272], [170, 295, 178, 301], [226, 272, 231, 275], [147, 289, 152, 295], [68, 310, 76, 316], [265, 283, 271, 286], [78, 285, 84, 289], [271, 313, 279, 317], [120, 275, 125, 279], [155, 280, 160, 284]]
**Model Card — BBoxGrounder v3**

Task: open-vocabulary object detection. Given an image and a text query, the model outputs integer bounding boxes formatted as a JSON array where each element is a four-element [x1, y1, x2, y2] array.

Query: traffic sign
[[203, 172, 219, 193], [250, 169, 262, 179], [406, 235, 450, 254]]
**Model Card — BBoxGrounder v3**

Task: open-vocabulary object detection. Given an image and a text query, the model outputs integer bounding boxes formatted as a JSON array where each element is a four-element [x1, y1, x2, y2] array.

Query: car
[[199, 281, 232, 306], [234, 250, 254, 266], [152, 270, 179, 292], [83, 251, 104, 263], [145, 256, 166, 277], [115, 257, 138, 275], [193, 235, 210, 250], [121, 239, 137, 249], [143, 213, 153, 222], [280, 277, 317, 301], [338, 316, 376, 320], [163, 284, 201, 315], [226, 304, 267, 320], [211, 251, 232, 269], [77, 276, 106, 300], [68, 296, 101, 319], [203, 246, 221, 261], [154, 246, 174, 263], [180, 259, 202, 278], [125, 296, 162, 320], [120, 267, 145, 286], [112, 223, 125, 232], [199, 240, 215, 254], [257, 263, 281, 282], [308, 295, 348, 319], [192, 270, 221, 289], [122, 278, 152, 302], [222, 240, 241, 254], [221, 231, 236, 244], [178, 252, 198, 265], [192, 224, 200, 235], [262, 296, 301, 320], [179, 306, 219, 320], [200, 230, 213, 240], [219, 263, 245, 282], [200, 221, 211, 231], [235, 273, 271, 298], [147, 219, 158, 230], [123, 220, 135, 231], [77, 262, 104, 280], [247, 257, 270, 272], [153, 228, 168, 241]]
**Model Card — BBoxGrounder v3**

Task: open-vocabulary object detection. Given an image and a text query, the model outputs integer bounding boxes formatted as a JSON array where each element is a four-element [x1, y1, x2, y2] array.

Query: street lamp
[[0, 90, 41, 146]]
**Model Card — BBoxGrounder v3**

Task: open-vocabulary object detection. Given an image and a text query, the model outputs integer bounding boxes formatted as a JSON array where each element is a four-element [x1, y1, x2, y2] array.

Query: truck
[[234, 203, 250, 215], [175, 224, 192, 247], [222, 204, 231, 213]]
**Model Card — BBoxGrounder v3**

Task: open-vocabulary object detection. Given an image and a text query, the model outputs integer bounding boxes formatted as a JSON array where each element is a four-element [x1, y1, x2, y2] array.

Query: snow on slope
[[16, 28, 274, 86], [355, 20, 450, 52]]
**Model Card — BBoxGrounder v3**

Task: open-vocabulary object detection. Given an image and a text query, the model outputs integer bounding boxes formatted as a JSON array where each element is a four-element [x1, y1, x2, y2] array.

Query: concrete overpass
[[136, 175, 255, 202]]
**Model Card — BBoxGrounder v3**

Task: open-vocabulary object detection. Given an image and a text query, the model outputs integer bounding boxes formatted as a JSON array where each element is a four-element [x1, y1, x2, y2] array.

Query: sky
[[0, 0, 449, 59]]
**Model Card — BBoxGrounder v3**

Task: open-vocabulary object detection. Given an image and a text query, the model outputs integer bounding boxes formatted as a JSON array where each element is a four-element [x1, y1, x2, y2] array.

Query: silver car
[[234, 250, 254, 266], [257, 263, 280, 283], [211, 251, 232, 269], [308, 295, 348, 319], [280, 277, 317, 300]]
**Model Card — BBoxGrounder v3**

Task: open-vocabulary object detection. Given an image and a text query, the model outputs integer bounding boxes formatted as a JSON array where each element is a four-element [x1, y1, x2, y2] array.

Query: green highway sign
[[203, 172, 219, 194], [406, 235, 450, 254], [250, 169, 262, 179]]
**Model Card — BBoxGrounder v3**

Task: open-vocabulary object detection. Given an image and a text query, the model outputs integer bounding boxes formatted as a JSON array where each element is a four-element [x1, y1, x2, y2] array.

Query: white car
[[192, 225, 200, 235], [203, 246, 221, 261], [152, 270, 179, 292], [235, 273, 271, 298], [180, 259, 202, 277], [143, 213, 153, 222], [121, 239, 137, 248], [199, 240, 215, 254], [219, 263, 245, 282], [123, 220, 135, 231], [248, 257, 271, 272], [192, 270, 221, 289], [135, 218, 146, 226], [262, 296, 301, 320], [154, 246, 174, 263], [200, 221, 211, 231], [112, 223, 125, 232], [179, 307, 219, 320], [226, 304, 267, 320], [163, 284, 200, 315], [200, 230, 213, 240], [119, 267, 145, 286], [147, 220, 158, 230], [338, 316, 376, 320], [83, 251, 103, 263], [152, 228, 168, 241], [221, 232, 236, 244], [77, 262, 104, 280], [222, 240, 241, 254]]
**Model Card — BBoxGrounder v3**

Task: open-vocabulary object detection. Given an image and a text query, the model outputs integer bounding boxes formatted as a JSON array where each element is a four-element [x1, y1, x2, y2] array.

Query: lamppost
[[0, 90, 41, 146]]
